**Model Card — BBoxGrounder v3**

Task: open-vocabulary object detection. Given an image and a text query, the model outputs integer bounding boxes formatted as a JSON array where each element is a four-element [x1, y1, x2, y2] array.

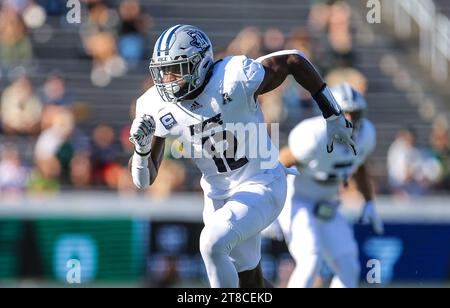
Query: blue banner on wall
[[354, 224, 450, 284]]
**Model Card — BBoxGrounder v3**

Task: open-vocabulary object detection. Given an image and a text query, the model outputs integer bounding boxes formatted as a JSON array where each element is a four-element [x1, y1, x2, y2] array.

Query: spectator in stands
[[262, 28, 285, 55], [0, 4, 33, 69], [30, 104, 68, 192], [118, 0, 152, 67], [82, 0, 118, 34], [27, 156, 61, 194], [35, 107, 75, 161], [86, 30, 127, 84], [308, 0, 331, 32], [0, 145, 28, 194], [285, 27, 313, 60], [91, 123, 121, 186], [1, 76, 42, 135], [41, 74, 74, 107], [387, 127, 441, 196], [34, 107, 75, 184], [70, 151, 93, 189], [327, 1, 354, 67], [80, 0, 127, 86], [429, 119, 450, 191], [84, 30, 127, 86], [221, 26, 263, 59], [387, 128, 421, 195], [309, 0, 355, 70], [41, 105, 91, 153]]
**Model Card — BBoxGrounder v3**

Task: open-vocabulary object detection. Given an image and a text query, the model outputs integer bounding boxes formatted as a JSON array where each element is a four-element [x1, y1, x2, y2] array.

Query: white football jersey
[[135, 56, 281, 199], [287, 116, 376, 202]]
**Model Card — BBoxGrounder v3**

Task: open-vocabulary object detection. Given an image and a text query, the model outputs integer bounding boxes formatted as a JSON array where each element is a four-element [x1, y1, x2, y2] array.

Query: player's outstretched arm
[[256, 50, 324, 98], [353, 163, 384, 234], [128, 115, 166, 189], [256, 50, 356, 155], [352, 163, 374, 202]]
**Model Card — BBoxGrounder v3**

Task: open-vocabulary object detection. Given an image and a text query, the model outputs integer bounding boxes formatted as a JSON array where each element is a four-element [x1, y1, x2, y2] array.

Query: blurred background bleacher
[[0, 0, 449, 196]]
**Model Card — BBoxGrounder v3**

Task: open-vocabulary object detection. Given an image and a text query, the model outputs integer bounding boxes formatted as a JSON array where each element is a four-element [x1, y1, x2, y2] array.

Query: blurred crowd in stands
[[387, 118, 450, 197], [0, 0, 449, 199]]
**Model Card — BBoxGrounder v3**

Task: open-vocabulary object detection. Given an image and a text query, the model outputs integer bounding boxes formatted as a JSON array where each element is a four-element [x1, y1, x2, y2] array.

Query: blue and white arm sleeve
[[131, 153, 150, 189]]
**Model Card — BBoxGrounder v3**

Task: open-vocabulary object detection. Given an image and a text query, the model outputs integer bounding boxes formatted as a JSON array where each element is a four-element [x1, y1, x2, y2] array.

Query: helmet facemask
[[149, 52, 205, 103], [331, 83, 368, 134]]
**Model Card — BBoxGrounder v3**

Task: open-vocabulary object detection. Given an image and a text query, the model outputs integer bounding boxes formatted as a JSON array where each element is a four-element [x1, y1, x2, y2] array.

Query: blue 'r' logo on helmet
[[187, 30, 210, 52]]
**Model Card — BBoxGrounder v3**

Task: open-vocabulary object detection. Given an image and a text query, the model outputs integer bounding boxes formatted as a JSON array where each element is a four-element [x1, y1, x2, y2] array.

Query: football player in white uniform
[[270, 83, 383, 288], [128, 24, 355, 288]]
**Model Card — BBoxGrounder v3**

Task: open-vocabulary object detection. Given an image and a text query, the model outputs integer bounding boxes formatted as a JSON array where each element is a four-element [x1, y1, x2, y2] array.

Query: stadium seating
[[0, 0, 441, 192]]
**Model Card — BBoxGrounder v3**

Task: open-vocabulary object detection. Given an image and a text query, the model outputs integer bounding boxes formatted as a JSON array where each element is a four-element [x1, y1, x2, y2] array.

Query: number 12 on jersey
[[202, 130, 248, 173]]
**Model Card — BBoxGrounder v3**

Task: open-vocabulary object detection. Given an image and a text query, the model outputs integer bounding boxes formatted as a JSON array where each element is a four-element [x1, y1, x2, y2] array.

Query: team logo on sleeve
[[160, 113, 177, 130], [222, 93, 232, 105], [187, 30, 210, 51]]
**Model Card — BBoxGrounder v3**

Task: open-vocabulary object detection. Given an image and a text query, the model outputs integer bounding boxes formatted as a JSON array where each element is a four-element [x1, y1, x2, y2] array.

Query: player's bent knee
[[199, 224, 237, 259]]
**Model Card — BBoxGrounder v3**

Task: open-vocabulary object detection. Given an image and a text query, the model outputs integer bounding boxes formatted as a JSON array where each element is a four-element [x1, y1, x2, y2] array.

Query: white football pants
[[278, 199, 360, 288], [200, 174, 287, 288]]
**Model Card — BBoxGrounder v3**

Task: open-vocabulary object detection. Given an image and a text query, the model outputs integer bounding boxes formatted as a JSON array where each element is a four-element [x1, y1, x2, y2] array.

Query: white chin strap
[[166, 75, 196, 99], [167, 82, 181, 95]]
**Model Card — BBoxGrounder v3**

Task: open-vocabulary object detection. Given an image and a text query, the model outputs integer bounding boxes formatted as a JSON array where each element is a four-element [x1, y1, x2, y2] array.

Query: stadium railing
[[382, 0, 450, 82]]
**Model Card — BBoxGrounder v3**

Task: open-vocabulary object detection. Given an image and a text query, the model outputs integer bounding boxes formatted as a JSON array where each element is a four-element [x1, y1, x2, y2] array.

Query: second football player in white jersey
[[128, 24, 355, 288], [269, 83, 384, 288]]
